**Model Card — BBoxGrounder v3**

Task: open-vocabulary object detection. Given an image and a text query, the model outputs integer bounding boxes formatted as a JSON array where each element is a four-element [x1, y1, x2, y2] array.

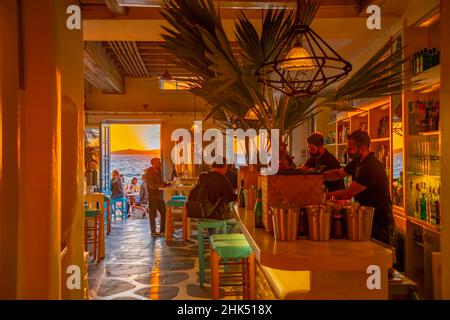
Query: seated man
[[190, 159, 240, 234]]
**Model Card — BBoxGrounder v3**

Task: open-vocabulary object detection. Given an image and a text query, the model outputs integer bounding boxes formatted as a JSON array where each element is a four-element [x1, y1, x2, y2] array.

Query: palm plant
[[161, 0, 407, 145]]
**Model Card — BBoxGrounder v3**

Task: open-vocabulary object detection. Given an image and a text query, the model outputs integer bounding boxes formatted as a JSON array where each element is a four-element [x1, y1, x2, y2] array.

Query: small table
[[84, 193, 107, 261], [159, 185, 194, 241]]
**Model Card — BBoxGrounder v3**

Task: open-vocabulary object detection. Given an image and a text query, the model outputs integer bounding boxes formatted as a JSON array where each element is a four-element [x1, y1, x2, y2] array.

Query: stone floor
[[89, 217, 229, 300]]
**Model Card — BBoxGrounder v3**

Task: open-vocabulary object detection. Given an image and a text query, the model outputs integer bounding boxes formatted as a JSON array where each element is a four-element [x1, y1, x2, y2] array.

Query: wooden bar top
[[235, 206, 394, 272]]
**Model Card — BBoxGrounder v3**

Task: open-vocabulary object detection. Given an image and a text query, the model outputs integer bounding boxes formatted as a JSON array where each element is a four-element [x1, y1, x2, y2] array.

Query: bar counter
[[235, 206, 394, 300]]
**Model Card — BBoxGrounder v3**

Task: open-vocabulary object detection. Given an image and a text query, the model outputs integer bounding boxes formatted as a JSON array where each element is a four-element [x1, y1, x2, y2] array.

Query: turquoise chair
[[197, 219, 228, 287], [111, 196, 128, 221], [209, 234, 254, 300]]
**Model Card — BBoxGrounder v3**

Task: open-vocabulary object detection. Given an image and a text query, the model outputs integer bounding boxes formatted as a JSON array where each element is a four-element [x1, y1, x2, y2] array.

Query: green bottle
[[254, 189, 263, 228], [420, 191, 427, 221]]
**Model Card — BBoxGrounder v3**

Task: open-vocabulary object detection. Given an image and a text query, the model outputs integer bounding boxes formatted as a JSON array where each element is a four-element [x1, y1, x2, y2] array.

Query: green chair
[[197, 219, 228, 287], [165, 199, 187, 243], [209, 235, 255, 300], [84, 208, 101, 262]]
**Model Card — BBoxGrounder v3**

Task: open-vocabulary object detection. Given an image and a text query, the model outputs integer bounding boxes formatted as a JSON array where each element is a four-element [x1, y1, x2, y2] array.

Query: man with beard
[[323, 130, 395, 246], [299, 132, 345, 192]]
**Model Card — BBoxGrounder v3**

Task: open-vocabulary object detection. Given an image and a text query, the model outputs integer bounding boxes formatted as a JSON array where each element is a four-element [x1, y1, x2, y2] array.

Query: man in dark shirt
[[201, 160, 240, 233], [323, 130, 395, 246], [299, 132, 345, 192], [145, 158, 167, 238]]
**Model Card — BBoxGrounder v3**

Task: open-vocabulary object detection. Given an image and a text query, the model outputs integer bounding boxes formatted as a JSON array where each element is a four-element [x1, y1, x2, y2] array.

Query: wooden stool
[[165, 199, 187, 243], [84, 208, 101, 263], [210, 234, 255, 300], [197, 220, 228, 287]]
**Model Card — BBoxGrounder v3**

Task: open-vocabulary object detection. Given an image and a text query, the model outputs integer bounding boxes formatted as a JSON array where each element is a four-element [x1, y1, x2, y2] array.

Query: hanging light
[[280, 45, 315, 71], [244, 108, 259, 121], [160, 69, 173, 81], [257, 0, 352, 98]]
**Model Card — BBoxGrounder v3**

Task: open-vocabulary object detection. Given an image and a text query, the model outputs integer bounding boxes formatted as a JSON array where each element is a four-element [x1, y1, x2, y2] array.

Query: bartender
[[299, 132, 345, 192], [323, 130, 395, 246]]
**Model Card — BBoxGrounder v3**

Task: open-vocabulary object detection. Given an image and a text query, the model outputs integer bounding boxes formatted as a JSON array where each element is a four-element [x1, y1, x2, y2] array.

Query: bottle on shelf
[[415, 183, 421, 218], [435, 184, 441, 225], [420, 184, 427, 221], [238, 179, 246, 208]]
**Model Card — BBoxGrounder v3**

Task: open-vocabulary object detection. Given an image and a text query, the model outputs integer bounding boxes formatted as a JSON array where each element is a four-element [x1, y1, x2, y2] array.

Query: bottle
[[411, 53, 417, 76], [423, 49, 430, 71], [238, 179, 246, 208], [418, 50, 424, 74], [420, 189, 427, 221], [435, 185, 441, 225], [429, 187, 437, 224], [254, 189, 263, 228], [415, 183, 421, 218]]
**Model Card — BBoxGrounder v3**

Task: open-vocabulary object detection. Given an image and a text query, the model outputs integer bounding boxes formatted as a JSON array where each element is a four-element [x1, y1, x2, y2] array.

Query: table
[[84, 193, 107, 261], [235, 206, 394, 299], [159, 185, 194, 241]]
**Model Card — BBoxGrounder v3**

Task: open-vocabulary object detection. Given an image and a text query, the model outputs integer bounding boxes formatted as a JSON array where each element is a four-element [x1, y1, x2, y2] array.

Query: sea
[[111, 154, 153, 185]]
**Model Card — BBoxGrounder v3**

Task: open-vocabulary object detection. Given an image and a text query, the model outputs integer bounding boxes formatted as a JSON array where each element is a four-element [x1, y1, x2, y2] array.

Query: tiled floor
[[89, 217, 224, 300]]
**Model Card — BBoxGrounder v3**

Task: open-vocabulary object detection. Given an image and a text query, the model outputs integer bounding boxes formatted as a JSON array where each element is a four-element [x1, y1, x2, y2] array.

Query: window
[[159, 79, 189, 91]]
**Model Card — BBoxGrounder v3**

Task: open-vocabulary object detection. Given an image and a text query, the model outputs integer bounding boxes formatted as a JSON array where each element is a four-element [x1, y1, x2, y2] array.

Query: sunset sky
[[110, 124, 161, 151]]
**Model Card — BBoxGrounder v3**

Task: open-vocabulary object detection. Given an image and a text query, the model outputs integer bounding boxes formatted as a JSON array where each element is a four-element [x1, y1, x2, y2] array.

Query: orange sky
[[110, 124, 161, 151]]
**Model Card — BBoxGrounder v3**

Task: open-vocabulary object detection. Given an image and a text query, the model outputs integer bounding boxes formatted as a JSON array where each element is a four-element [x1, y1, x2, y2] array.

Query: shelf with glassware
[[403, 12, 442, 299], [322, 98, 392, 176]]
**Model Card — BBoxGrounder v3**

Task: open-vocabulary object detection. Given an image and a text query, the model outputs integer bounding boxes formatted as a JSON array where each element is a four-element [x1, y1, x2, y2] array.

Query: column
[[17, 0, 62, 299]]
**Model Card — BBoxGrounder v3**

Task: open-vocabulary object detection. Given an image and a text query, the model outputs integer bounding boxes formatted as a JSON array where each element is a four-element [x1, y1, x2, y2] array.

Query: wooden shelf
[[412, 240, 425, 248], [411, 65, 441, 93], [371, 137, 390, 142], [418, 131, 440, 136], [407, 216, 441, 233]]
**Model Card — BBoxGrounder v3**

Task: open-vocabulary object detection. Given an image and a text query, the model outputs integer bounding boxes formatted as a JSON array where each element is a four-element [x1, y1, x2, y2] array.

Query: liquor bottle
[[415, 183, 421, 218], [429, 187, 437, 224], [254, 189, 263, 228], [423, 49, 430, 71], [411, 53, 417, 76], [238, 179, 246, 208], [420, 189, 427, 221], [418, 50, 424, 74], [435, 185, 441, 225]]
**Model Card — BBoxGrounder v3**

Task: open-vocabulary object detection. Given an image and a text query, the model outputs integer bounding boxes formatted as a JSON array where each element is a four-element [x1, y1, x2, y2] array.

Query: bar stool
[[111, 196, 128, 221], [165, 198, 187, 243], [210, 234, 255, 300], [84, 208, 101, 263], [197, 219, 228, 287]]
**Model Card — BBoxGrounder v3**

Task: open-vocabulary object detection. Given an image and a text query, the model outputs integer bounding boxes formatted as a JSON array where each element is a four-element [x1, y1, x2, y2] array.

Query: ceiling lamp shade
[[160, 69, 173, 81], [280, 45, 315, 71], [258, 23, 352, 98], [244, 108, 259, 121]]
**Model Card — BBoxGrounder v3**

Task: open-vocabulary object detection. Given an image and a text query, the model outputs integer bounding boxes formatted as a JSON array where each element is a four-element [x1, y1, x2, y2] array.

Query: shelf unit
[[323, 97, 392, 176], [403, 11, 441, 299]]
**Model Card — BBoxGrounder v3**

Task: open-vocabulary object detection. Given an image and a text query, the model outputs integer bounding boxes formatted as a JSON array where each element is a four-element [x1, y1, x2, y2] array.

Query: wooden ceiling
[[81, 0, 411, 92]]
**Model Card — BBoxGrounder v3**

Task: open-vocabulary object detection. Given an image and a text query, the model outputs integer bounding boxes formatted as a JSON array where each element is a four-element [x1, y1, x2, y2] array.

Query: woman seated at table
[[111, 170, 127, 215], [111, 170, 125, 199], [131, 175, 149, 218], [126, 177, 139, 193]]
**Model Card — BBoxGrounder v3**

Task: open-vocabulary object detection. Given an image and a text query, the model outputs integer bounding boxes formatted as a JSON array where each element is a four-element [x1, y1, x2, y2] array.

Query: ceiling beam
[[104, 0, 128, 15], [82, 0, 362, 19], [84, 41, 125, 93]]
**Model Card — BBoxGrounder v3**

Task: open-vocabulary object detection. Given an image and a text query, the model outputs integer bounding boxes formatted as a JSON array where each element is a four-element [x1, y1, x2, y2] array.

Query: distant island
[[111, 149, 161, 156]]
